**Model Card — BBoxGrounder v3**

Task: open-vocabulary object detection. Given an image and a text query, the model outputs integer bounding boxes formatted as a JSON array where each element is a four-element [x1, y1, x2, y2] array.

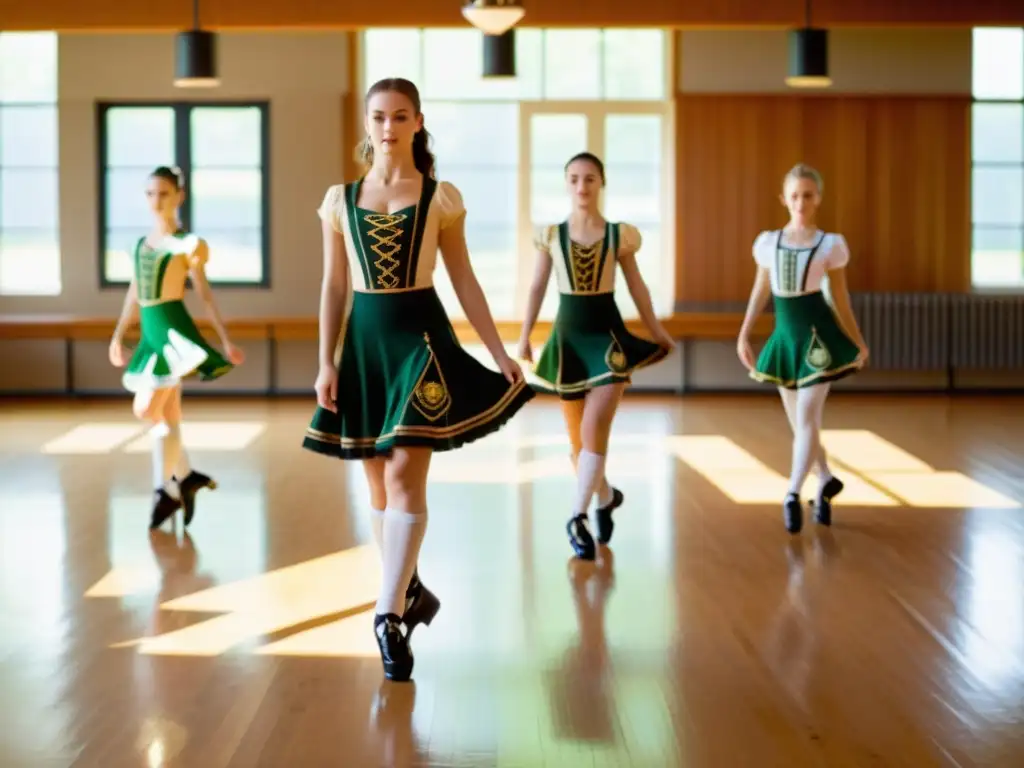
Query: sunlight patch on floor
[[122, 422, 267, 453], [665, 434, 898, 506], [822, 430, 1020, 509], [40, 423, 143, 454], [97, 546, 380, 656]]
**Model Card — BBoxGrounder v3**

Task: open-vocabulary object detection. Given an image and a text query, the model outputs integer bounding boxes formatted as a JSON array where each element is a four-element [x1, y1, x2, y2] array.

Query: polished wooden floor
[[1, 393, 1023, 768]]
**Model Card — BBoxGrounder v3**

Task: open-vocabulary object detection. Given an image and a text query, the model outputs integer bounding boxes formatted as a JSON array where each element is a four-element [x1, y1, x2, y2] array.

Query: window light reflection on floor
[[668, 431, 1020, 509], [40, 423, 144, 455], [666, 434, 898, 506], [121, 422, 267, 453], [101, 545, 381, 657], [820, 430, 1020, 509]]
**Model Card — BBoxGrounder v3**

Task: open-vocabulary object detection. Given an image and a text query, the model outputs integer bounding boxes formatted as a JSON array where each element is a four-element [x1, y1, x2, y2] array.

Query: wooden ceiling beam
[[1, 0, 1020, 33]]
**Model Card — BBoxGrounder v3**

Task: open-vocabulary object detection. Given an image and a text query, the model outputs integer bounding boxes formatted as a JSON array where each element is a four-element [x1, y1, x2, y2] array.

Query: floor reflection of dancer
[[108, 166, 244, 530], [302, 78, 534, 682], [736, 164, 869, 534], [517, 152, 673, 560], [367, 681, 422, 766], [763, 537, 836, 711], [545, 549, 617, 744]]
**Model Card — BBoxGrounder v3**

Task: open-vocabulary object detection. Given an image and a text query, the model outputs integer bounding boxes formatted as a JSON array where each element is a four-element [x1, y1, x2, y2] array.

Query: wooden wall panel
[[674, 94, 970, 308], [0, 0, 1019, 31]]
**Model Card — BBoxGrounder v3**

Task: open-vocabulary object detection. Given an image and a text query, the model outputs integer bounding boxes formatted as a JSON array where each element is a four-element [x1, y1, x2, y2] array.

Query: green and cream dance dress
[[531, 221, 670, 399], [302, 177, 535, 460], [122, 232, 234, 393], [749, 229, 862, 389]]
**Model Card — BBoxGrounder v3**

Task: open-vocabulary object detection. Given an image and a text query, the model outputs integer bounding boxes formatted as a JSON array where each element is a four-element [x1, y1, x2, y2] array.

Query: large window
[[0, 32, 60, 297], [98, 102, 270, 286], [361, 28, 672, 321], [972, 28, 1024, 289]]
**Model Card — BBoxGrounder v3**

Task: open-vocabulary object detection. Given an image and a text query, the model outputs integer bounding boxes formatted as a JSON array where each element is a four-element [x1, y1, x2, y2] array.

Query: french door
[[516, 101, 674, 319]]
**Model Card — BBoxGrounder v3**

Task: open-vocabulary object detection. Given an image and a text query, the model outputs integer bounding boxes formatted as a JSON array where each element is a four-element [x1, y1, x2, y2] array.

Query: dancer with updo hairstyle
[[108, 166, 244, 531], [737, 163, 869, 534], [518, 151, 673, 561]]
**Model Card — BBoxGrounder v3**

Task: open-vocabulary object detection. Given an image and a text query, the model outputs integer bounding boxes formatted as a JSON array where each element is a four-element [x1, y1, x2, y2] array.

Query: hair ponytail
[[412, 128, 436, 178], [355, 136, 373, 170]]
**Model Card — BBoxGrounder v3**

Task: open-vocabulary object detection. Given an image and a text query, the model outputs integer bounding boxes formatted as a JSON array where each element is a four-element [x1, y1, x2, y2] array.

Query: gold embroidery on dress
[[570, 241, 601, 292], [410, 333, 452, 422], [605, 333, 628, 373], [137, 247, 170, 301], [779, 248, 799, 293], [805, 326, 832, 370], [364, 213, 408, 289]]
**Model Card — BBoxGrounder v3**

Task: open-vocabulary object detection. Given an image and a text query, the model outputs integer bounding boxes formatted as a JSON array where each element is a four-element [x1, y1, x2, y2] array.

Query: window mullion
[[175, 105, 192, 232]]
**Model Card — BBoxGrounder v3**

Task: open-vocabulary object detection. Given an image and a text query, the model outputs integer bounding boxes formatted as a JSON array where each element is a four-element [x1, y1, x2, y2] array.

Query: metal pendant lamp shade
[[482, 30, 516, 78], [462, 0, 526, 36], [175, 0, 219, 87], [786, 27, 831, 88], [175, 29, 219, 87]]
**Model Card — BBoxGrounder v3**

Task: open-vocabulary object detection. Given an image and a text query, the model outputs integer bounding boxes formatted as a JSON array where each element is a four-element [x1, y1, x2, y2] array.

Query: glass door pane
[[603, 113, 666, 318]]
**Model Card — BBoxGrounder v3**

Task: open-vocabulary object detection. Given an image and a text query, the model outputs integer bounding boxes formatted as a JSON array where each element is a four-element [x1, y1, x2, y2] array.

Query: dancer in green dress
[[109, 166, 245, 531], [737, 163, 869, 534], [303, 78, 534, 682], [517, 152, 673, 561]]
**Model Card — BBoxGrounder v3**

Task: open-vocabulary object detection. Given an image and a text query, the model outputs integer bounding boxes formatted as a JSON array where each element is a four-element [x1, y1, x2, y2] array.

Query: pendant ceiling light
[[175, 0, 219, 87], [785, 0, 831, 88], [462, 0, 526, 36], [482, 29, 516, 78]]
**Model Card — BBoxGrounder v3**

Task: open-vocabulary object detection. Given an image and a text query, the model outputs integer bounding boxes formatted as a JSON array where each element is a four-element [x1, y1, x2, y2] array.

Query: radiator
[[950, 294, 1024, 369], [851, 293, 952, 370]]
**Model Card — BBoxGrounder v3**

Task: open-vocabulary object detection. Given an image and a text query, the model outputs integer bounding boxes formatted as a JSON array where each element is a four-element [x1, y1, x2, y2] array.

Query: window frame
[[95, 99, 272, 290], [970, 28, 1024, 292], [516, 100, 676, 320], [0, 31, 61, 297]]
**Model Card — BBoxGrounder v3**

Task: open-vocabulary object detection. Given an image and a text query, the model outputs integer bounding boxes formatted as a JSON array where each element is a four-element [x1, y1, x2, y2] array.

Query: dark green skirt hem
[[749, 363, 861, 390], [752, 291, 861, 390], [301, 380, 534, 459], [301, 287, 534, 461], [532, 292, 670, 401], [122, 300, 233, 392]]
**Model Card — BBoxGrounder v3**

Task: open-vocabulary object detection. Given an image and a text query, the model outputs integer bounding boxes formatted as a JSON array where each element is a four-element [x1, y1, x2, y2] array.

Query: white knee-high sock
[[370, 505, 420, 601], [151, 423, 180, 498], [375, 508, 427, 617], [787, 385, 830, 496], [808, 385, 833, 485], [370, 506, 386, 552], [572, 450, 613, 507], [573, 450, 606, 519]]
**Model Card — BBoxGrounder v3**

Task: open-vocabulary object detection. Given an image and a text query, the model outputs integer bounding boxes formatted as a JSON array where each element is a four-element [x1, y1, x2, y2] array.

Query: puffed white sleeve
[[619, 223, 642, 253], [751, 231, 772, 268], [316, 184, 344, 233], [533, 224, 554, 253], [436, 181, 467, 230], [825, 234, 851, 270]]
